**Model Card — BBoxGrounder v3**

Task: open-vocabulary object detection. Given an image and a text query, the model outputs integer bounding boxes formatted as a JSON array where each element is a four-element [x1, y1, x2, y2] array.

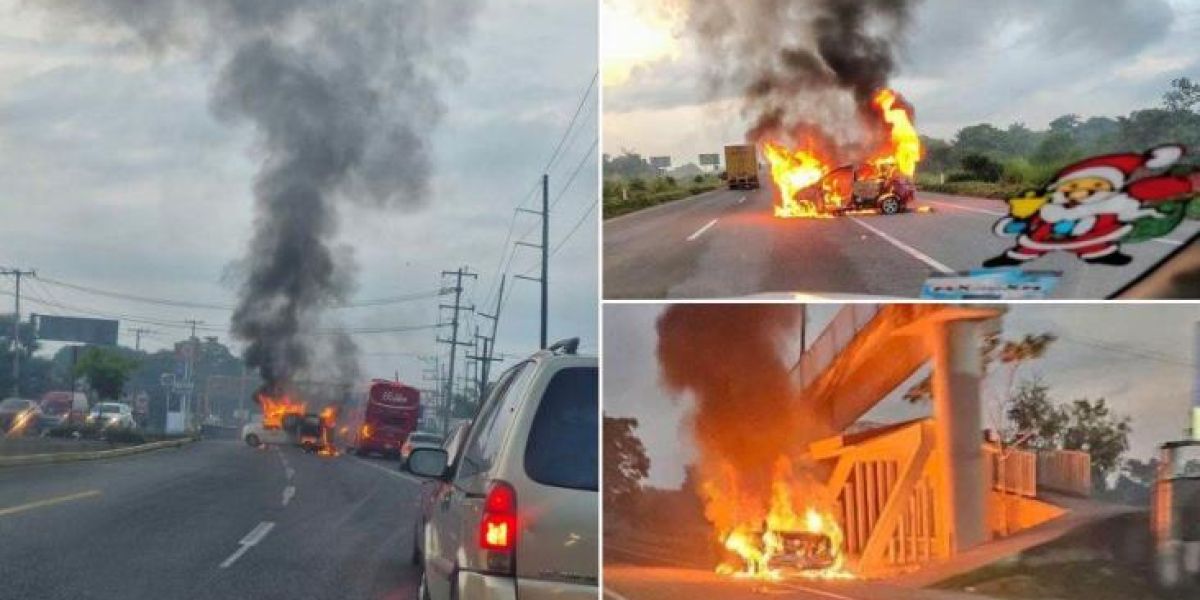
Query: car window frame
[[452, 360, 532, 489]]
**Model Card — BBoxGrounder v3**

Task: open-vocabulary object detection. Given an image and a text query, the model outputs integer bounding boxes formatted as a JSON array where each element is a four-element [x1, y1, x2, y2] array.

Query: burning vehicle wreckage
[[762, 89, 925, 219], [243, 390, 339, 456]]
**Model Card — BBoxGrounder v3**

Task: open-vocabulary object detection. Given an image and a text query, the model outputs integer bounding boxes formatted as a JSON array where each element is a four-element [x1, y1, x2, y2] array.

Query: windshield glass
[[97, 404, 122, 414]]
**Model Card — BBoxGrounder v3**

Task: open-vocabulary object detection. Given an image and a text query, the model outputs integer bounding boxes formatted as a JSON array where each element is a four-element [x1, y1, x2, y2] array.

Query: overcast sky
[[603, 0, 1200, 167], [0, 0, 598, 386], [605, 303, 1200, 489]]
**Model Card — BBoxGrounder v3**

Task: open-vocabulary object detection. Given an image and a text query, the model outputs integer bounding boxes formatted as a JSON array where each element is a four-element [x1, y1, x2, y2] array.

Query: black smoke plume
[[657, 305, 817, 530], [41, 1, 481, 393], [689, 0, 919, 146]]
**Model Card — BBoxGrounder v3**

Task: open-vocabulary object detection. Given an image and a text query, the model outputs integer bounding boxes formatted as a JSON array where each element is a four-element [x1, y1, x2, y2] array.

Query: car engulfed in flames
[[765, 88, 923, 219], [710, 458, 855, 581]]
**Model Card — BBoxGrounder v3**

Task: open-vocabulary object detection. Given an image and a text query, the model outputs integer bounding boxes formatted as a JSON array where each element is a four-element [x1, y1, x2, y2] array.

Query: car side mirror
[[407, 447, 449, 479]]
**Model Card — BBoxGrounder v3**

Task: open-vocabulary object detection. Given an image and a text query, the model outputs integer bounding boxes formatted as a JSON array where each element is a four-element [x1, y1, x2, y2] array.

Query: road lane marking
[[1152, 238, 1183, 246], [0, 490, 102, 517], [282, 485, 295, 507], [604, 589, 633, 600], [923, 199, 1004, 216], [772, 582, 857, 600], [219, 521, 275, 569], [687, 218, 719, 241], [737, 195, 746, 205], [353, 456, 423, 484], [849, 217, 955, 274], [285, 467, 295, 481]]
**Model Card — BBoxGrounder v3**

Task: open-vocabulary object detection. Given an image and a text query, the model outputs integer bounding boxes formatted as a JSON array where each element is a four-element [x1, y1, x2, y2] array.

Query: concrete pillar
[[929, 318, 987, 554]]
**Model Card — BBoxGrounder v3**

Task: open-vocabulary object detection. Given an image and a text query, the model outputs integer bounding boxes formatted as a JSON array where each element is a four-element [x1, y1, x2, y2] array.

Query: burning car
[[794, 162, 915, 216], [766, 530, 837, 574]]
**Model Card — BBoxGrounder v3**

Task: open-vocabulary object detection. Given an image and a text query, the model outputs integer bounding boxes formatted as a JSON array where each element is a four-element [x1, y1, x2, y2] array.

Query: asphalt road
[[0, 440, 428, 600], [603, 187, 1199, 299], [603, 563, 984, 600]]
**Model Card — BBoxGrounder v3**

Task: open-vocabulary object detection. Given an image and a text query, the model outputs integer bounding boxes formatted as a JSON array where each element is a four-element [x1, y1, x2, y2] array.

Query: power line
[[0, 290, 440, 338], [542, 71, 598, 173], [1055, 333, 1194, 369], [35, 275, 443, 310]]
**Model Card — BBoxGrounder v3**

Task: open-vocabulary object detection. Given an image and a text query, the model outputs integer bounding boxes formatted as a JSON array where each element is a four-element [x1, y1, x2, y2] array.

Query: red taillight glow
[[480, 481, 517, 551]]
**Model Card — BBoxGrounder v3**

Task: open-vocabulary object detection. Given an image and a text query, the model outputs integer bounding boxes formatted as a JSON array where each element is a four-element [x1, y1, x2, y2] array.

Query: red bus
[[341, 379, 421, 457]]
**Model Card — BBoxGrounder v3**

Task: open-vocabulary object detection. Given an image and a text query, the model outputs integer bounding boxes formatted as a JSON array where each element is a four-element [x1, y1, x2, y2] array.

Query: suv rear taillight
[[479, 480, 517, 574]]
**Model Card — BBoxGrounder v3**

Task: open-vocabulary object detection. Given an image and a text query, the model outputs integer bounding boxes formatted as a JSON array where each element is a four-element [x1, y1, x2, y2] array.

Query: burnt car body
[[767, 531, 836, 573], [797, 163, 915, 216]]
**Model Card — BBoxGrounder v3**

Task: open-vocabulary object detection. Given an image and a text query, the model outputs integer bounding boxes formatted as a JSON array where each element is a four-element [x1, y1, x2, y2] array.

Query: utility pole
[[1, 268, 36, 397], [131, 327, 155, 352], [516, 175, 549, 348], [470, 275, 505, 401], [438, 267, 476, 437], [181, 319, 204, 426]]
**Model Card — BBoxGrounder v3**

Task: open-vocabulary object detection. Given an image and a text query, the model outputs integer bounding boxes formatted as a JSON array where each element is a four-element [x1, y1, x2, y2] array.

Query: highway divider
[[0, 437, 197, 468]]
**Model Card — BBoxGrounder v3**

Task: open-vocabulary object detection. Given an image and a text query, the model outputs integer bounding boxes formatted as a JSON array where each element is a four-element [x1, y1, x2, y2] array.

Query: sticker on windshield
[[921, 268, 1062, 300], [983, 145, 1200, 268]]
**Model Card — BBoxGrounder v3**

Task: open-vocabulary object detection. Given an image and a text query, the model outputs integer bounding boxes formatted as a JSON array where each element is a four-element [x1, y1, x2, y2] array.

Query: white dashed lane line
[[282, 485, 295, 507], [687, 218, 719, 241], [219, 521, 275, 569], [353, 456, 424, 484]]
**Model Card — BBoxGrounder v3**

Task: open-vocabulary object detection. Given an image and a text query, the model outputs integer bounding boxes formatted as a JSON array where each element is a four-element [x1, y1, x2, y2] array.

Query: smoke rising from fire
[[41, 1, 480, 392], [687, 0, 919, 150], [656, 305, 830, 536]]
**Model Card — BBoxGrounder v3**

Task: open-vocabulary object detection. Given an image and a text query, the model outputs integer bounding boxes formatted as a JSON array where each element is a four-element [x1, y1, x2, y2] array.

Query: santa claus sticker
[[984, 145, 1200, 267]]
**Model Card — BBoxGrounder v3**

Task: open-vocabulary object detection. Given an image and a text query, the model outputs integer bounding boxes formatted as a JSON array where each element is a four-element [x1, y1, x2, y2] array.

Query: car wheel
[[879, 195, 901, 215], [245, 434, 261, 447]]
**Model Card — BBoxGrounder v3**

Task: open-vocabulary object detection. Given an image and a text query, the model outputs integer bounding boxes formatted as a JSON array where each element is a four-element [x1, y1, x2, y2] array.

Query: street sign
[[699, 153, 720, 166], [32, 315, 118, 346], [649, 156, 671, 169]]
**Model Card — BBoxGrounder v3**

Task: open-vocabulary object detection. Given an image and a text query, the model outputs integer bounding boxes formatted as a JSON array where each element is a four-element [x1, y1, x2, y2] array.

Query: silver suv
[[408, 338, 598, 600]]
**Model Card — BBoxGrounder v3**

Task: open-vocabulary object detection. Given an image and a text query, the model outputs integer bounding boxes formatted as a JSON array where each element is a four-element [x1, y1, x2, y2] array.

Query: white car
[[408, 338, 598, 600], [87, 402, 136, 429], [241, 418, 288, 447]]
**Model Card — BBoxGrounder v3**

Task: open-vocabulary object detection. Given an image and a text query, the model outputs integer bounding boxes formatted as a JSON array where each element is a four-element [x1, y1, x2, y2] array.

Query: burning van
[[793, 162, 915, 216]]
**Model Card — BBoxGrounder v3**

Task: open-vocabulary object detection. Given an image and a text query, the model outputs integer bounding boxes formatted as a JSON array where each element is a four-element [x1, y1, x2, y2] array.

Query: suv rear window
[[524, 366, 597, 491]]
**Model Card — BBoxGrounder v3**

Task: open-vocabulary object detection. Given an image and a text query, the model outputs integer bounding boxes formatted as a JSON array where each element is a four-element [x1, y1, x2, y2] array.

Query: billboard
[[33, 314, 118, 346], [649, 156, 672, 169], [699, 153, 721, 166]]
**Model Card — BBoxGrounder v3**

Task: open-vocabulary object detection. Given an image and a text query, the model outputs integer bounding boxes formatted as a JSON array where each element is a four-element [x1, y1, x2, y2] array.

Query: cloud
[[0, 0, 598, 385]]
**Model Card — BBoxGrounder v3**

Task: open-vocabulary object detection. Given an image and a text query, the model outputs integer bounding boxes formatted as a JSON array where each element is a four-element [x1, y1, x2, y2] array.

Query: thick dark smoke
[[657, 305, 821, 531], [42, 1, 480, 393], [689, 0, 918, 146]]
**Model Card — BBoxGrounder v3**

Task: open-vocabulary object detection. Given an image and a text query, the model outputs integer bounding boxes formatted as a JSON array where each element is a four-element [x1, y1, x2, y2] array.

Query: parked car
[[408, 337, 598, 600], [400, 431, 444, 464], [87, 402, 136, 430], [0, 397, 42, 436], [38, 391, 88, 429], [242, 416, 289, 448], [796, 163, 915, 216]]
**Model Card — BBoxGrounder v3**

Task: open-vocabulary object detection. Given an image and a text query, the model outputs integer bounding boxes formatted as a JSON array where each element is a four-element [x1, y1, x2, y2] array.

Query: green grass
[[603, 178, 725, 219], [934, 558, 1187, 600], [919, 180, 1029, 200]]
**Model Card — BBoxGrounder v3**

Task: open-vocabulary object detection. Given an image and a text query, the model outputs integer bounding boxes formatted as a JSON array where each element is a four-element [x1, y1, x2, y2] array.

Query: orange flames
[[764, 141, 837, 219], [258, 393, 305, 429], [711, 457, 853, 581], [764, 88, 922, 219], [317, 406, 339, 456]]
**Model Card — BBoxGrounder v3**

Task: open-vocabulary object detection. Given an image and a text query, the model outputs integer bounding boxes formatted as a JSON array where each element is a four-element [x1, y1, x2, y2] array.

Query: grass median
[[604, 175, 725, 219]]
